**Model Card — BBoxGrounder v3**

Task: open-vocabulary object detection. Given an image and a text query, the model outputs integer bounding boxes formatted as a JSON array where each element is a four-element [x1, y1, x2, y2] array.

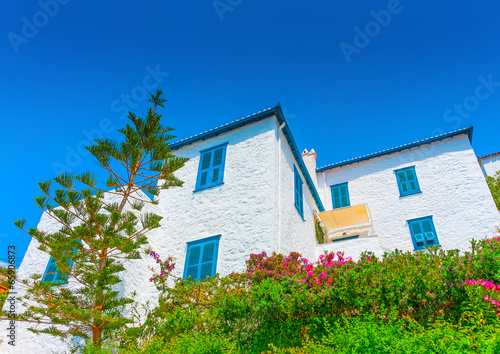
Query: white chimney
[[301, 149, 318, 189]]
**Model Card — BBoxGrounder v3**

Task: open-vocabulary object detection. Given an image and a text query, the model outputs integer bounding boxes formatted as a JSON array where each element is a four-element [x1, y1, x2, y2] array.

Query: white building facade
[[3, 106, 500, 353], [479, 152, 500, 178]]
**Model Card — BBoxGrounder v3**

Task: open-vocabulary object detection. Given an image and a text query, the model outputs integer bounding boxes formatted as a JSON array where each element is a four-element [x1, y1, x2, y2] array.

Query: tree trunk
[[92, 325, 102, 345]]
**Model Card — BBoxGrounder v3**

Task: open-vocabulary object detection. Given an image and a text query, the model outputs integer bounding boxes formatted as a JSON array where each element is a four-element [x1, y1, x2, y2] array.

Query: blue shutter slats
[[331, 182, 350, 209], [183, 235, 220, 281], [42, 255, 73, 285], [395, 166, 421, 196], [294, 166, 304, 219], [42, 257, 58, 283], [196, 144, 227, 191], [186, 245, 201, 279], [408, 216, 439, 250]]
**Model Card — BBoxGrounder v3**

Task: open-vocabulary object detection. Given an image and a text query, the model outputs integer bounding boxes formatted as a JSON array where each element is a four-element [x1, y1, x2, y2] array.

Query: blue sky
[[1, 0, 500, 267]]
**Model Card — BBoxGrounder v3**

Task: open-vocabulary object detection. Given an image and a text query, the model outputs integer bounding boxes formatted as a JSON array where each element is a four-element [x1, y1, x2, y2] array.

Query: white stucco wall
[[480, 155, 500, 178], [144, 117, 279, 284], [316, 134, 500, 257], [276, 128, 318, 261]]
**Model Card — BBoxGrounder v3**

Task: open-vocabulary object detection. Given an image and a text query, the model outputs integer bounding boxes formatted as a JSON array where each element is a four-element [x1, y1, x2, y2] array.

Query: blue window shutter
[[395, 166, 421, 196], [186, 245, 202, 280], [331, 182, 350, 209], [199, 151, 212, 187], [199, 241, 217, 279], [42, 255, 73, 284], [196, 144, 227, 191], [184, 235, 220, 281], [42, 257, 58, 282], [294, 166, 304, 218], [408, 216, 439, 250]]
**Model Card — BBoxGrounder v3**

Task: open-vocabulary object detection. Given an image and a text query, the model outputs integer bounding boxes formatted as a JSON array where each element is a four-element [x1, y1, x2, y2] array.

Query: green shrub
[[119, 236, 500, 353]]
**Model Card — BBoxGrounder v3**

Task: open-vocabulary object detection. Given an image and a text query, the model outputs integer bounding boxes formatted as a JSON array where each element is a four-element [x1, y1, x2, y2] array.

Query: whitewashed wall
[[276, 128, 318, 261], [144, 117, 279, 285], [480, 155, 500, 178], [316, 135, 500, 257]]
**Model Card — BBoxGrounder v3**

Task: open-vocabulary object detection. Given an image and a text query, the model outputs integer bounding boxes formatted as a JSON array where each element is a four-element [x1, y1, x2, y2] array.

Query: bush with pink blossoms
[[121, 235, 500, 353]]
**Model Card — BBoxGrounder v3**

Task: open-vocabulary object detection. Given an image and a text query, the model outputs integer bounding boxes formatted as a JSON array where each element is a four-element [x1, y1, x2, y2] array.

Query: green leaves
[[14, 218, 26, 229], [486, 171, 500, 211], [140, 212, 162, 230]]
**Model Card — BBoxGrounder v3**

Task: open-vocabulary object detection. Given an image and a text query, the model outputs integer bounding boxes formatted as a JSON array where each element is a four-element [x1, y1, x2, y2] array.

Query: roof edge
[[169, 105, 325, 212], [317, 126, 474, 173], [478, 151, 500, 161]]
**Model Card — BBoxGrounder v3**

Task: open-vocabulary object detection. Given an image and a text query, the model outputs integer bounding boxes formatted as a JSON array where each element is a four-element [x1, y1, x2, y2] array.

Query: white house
[[3, 105, 500, 353], [479, 152, 500, 178]]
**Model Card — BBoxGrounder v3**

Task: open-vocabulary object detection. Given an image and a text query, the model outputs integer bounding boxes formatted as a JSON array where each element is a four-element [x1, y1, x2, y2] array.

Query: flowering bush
[[120, 236, 500, 353]]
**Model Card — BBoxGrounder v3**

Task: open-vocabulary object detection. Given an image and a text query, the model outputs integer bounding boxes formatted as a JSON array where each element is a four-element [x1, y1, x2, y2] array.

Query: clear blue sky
[[1, 0, 499, 267]]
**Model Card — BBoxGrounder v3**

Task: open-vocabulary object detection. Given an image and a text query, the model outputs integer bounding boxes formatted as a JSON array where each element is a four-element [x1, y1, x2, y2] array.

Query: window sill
[[399, 191, 422, 198], [193, 182, 224, 193]]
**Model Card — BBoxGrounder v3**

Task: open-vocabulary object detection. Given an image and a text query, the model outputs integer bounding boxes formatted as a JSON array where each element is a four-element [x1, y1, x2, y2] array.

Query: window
[[183, 235, 220, 281], [294, 166, 304, 218], [407, 216, 439, 250], [331, 182, 350, 209], [195, 144, 227, 191], [395, 166, 421, 196], [42, 256, 73, 285]]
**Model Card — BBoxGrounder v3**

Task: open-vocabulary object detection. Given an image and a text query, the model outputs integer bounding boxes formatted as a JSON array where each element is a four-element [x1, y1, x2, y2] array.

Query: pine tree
[[3, 90, 188, 347]]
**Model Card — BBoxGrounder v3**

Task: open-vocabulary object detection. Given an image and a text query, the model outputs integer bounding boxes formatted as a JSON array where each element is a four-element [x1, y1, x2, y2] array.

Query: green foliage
[[486, 170, 500, 210], [2, 90, 187, 347], [314, 212, 324, 244], [121, 236, 500, 353]]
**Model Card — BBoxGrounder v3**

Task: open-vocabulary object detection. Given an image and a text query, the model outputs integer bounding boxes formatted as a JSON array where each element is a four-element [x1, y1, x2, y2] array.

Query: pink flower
[[316, 280, 321, 285], [320, 272, 327, 279], [307, 271, 314, 277]]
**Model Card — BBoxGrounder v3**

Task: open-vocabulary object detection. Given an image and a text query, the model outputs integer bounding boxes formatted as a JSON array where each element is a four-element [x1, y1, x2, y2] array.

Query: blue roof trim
[[169, 105, 325, 212], [317, 126, 474, 173]]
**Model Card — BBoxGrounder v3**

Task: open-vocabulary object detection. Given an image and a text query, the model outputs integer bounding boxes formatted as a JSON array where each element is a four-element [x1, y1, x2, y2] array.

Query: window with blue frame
[[294, 166, 304, 218], [42, 255, 74, 285], [183, 235, 220, 281], [407, 216, 439, 250], [395, 166, 421, 196], [331, 182, 350, 209], [195, 143, 227, 191]]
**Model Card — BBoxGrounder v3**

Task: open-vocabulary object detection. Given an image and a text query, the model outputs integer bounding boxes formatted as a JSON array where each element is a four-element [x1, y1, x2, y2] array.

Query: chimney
[[301, 149, 318, 189]]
